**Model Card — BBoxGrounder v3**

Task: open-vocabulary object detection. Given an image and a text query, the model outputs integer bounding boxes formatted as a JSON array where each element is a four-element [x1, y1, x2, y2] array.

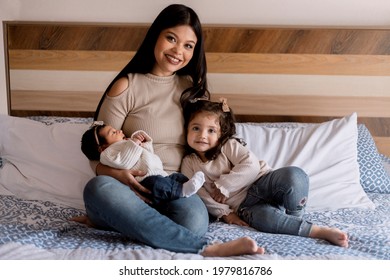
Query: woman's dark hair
[[184, 99, 237, 161], [94, 4, 209, 120], [81, 124, 107, 161]]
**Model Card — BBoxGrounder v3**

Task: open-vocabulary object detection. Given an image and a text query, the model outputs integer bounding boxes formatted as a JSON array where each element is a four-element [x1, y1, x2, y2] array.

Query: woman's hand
[[222, 212, 249, 227], [96, 163, 152, 203]]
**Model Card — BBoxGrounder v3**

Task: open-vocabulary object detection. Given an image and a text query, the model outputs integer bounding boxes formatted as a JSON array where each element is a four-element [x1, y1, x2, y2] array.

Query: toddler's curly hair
[[184, 99, 238, 160]]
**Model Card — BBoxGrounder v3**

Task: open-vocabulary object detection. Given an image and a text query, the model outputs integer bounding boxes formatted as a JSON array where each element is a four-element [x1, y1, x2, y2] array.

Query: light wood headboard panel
[[4, 22, 390, 156]]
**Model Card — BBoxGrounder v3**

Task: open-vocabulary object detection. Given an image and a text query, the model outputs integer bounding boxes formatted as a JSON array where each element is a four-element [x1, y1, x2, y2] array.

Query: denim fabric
[[141, 173, 187, 204], [238, 166, 313, 237], [83, 175, 209, 253]]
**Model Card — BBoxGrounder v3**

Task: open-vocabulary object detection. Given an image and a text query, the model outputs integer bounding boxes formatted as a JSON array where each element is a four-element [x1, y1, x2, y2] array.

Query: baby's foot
[[182, 171, 205, 197]]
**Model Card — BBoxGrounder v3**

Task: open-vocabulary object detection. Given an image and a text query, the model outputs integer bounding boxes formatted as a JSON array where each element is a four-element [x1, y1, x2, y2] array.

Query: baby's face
[[99, 125, 126, 145]]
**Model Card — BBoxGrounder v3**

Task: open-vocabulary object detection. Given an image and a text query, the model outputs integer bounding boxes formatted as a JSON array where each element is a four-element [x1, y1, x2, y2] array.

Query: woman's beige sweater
[[98, 73, 191, 173]]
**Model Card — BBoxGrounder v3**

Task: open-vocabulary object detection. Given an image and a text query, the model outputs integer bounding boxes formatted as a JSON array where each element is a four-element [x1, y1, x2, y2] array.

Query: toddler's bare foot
[[201, 237, 265, 257], [310, 225, 349, 247]]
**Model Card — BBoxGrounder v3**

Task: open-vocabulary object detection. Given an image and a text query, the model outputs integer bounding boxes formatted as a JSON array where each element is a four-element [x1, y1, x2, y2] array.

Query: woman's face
[[152, 25, 197, 76]]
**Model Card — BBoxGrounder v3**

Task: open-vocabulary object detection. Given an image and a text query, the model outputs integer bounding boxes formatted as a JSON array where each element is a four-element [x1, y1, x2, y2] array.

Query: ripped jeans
[[238, 166, 313, 237]]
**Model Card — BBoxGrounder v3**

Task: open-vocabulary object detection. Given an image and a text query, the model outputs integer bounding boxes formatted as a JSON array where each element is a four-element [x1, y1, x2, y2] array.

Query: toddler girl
[[181, 98, 349, 247]]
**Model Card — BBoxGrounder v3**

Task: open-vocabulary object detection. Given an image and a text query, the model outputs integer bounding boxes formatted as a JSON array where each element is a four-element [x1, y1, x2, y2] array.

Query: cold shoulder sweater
[[97, 73, 191, 173]]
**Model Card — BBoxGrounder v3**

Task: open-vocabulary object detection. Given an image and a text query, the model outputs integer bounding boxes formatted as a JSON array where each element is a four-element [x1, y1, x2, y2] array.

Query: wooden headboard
[[4, 21, 390, 156]]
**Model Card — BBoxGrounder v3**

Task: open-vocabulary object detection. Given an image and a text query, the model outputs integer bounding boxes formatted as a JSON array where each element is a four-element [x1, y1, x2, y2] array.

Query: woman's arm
[[96, 76, 156, 203], [97, 77, 130, 130], [96, 163, 151, 203]]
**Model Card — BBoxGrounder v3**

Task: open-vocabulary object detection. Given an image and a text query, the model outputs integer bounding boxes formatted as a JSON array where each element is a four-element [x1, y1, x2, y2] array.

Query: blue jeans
[[238, 166, 313, 237], [141, 173, 187, 205], [83, 175, 209, 253]]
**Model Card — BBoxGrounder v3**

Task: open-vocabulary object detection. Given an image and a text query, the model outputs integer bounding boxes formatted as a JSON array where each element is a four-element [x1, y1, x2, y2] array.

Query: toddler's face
[[187, 111, 220, 158]]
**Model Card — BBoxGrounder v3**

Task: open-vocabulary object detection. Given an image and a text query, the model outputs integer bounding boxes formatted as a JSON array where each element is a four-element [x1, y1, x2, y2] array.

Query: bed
[[1, 22, 390, 260]]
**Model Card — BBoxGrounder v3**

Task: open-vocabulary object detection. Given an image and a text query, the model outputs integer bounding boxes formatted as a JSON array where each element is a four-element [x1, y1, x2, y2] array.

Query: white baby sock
[[182, 171, 205, 197]]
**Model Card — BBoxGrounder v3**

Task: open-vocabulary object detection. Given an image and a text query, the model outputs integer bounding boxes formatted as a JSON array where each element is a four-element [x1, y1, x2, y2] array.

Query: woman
[[77, 4, 264, 256]]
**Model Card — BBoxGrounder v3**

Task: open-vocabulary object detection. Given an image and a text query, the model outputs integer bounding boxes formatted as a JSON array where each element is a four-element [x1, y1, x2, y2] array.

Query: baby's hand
[[132, 132, 145, 142], [131, 130, 151, 145]]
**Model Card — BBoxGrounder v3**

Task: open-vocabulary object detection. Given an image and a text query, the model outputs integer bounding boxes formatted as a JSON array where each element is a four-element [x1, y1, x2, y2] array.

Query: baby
[[81, 122, 205, 205]]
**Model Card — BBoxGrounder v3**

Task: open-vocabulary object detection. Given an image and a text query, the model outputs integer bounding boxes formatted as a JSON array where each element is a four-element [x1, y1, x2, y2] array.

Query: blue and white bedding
[[0, 115, 389, 260], [0, 192, 389, 260]]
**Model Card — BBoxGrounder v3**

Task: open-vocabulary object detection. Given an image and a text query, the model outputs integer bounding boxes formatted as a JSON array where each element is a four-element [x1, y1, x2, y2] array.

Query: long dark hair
[[184, 99, 238, 161], [94, 4, 209, 120]]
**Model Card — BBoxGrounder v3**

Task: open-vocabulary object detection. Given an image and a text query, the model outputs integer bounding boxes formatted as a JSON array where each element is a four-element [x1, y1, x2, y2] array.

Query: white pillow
[[0, 115, 94, 209], [235, 113, 375, 212], [0, 114, 375, 212]]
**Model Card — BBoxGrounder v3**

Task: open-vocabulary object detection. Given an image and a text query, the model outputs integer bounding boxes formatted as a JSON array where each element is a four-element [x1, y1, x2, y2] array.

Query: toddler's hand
[[222, 213, 249, 227], [210, 186, 227, 203]]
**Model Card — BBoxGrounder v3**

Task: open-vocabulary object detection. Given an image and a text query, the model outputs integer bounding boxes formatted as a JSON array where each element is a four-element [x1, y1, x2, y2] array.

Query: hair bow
[[90, 121, 104, 146], [90, 120, 104, 128], [219, 97, 230, 112]]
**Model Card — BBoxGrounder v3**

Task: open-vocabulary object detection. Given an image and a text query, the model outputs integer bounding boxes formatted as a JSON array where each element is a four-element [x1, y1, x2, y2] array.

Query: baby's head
[[81, 123, 126, 160], [184, 98, 236, 160]]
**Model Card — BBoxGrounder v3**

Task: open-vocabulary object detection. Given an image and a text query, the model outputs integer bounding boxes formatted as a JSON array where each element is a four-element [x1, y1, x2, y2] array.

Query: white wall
[[2, 0, 390, 115]]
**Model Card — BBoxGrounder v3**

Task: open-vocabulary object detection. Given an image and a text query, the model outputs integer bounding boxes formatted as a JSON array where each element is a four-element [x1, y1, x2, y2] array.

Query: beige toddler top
[[181, 139, 272, 218]]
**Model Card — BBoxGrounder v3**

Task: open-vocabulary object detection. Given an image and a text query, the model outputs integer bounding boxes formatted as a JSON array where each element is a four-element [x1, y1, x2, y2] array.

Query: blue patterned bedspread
[[0, 193, 389, 260]]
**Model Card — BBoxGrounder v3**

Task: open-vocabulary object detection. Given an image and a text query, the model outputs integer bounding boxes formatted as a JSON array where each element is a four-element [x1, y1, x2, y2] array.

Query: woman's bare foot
[[70, 215, 95, 227], [201, 237, 265, 257], [309, 225, 349, 247]]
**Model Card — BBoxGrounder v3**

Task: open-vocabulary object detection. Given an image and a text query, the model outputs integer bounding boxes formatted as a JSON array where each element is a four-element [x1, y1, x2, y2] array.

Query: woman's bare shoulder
[[107, 77, 129, 97]]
